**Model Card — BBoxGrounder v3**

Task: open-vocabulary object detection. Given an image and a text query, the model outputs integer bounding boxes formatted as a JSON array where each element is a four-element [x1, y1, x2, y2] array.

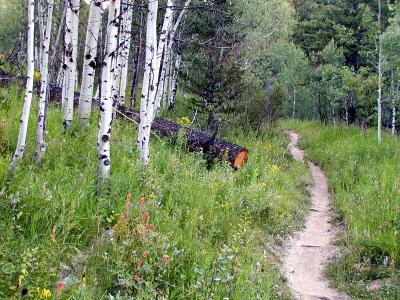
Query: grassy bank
[[282, 120, 400, 299], [0, 85, 310, 299]]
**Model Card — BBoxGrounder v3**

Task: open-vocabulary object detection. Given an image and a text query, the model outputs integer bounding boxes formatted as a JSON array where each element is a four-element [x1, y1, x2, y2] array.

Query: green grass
[[0, 85, 311, 299], [282, 119, 400, 299]]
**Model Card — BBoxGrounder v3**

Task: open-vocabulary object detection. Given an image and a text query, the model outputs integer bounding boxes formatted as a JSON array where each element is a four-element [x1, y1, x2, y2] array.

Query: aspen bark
[[130, 0, 145, 109], [10, 0, 35, 171], [118, 3, 133, 107], [169, 47, 182, 109], [63, 0, 80, 130], [156, 0, 190, 110], [78, 0, 103, 125], [150, 0, 174, 114], [377, 0, 382, 144], [98, 0, 120, 184], [34, 0, 54, 162], [138, 0, 158, 163]]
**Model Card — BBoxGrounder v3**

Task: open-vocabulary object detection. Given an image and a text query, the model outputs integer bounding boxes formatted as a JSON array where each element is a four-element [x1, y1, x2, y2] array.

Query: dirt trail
[[284, 132, 349, 300]]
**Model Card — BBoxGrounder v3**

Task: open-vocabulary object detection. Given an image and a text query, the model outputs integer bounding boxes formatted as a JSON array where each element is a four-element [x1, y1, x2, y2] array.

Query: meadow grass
[[282, 119, 400, 299], [0, 85, 311, 299]]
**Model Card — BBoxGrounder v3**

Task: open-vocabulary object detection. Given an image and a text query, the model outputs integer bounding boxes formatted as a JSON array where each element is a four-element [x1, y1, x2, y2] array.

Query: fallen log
[[121, 108, 249, 169], [0, 69, 249, 169]]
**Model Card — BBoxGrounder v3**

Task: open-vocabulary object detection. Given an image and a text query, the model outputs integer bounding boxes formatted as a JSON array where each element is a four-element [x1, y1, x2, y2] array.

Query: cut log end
[[232, 149, 248, 169]]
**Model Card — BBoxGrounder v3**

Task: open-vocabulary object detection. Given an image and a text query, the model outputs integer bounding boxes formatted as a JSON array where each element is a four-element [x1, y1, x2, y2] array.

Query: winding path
[[284, 132, 349, 300]]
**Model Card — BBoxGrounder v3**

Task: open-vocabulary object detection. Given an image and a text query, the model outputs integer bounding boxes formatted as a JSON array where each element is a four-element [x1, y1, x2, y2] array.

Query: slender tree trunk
[[34, 0, 54, 162], [156, 0, 190, 110], [10, 0, 35, 171], [118, 3, 133, 107], [137, 0, 158, 163], [169, 46, 182, 110], [62, 0, 80, 130], [377, 0, 382, 144], [131, 0, 145, 109], [292, 88, 296, 118], [50, 0, 66, 81], [97, 0, 120, 186], [150, 0, 174, 115], [78, 0, 103, 125], [391, 70, 396, 135]]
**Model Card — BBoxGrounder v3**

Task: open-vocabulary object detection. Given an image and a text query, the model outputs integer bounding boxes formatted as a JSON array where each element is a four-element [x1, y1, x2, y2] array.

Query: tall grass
[[0, 85, 310, 299], [283, 120, 400, 298]]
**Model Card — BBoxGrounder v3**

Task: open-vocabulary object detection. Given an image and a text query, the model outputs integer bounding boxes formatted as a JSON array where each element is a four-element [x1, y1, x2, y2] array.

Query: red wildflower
[[127, 193, 132, 201], [139, 197, 145, 205], [136, 259, 143, 268], [56, 279, 64, 291], [143, 211, 149, 223], [145, 223, 155, 231], [141, 251, 148, 258], [133, 274, 140, 281]]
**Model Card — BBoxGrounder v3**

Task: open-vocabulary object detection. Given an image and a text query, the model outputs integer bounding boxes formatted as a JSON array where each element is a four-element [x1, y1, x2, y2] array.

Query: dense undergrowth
[[0, 85, 311, 299], [283, 120, 400, 299]]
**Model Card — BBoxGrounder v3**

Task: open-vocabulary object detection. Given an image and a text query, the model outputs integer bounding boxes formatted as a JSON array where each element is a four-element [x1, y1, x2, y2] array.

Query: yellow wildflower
[[177, 116, 190, 126], [271, 164, 280, 173], [41, 288, 52, 298], [37, 288, 52, 298], [34, 71, 41, 80]]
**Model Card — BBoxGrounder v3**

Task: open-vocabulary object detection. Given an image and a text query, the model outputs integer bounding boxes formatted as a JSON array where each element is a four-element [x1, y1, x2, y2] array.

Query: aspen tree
[[10, 0, 35, 171], [78, 0, 103, 125], [131, 0, 145, 108], [62, 0, 80, 130], [138, 0, 158, 163], [150, 0, 174, 114], [97, 0, 120, 184], [34, 0, 54, 162], [118, 3, 133, 107], [156, 0, 191, 111], [377, 0, 383, 143]]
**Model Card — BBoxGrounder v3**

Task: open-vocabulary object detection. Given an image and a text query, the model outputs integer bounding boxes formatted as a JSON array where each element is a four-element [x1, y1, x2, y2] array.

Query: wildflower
[[271, 164, 280, 173], [136, 259, 143, 268], [177, 116, 191, 126], [143, 211, 149, 223], [133, 274, 140, 281], [33, 71, 41, 80], [139, 197, 145, 205], [145, 223, 155, 231], [56, 280, 64, 291], [39, 288, 52, 298], [162, 254, 169, 265], [127, 193, 132, 201], [141, 251, 148, 258]]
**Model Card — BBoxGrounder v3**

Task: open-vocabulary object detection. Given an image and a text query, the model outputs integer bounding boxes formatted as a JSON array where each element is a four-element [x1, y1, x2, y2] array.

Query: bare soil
[[284, 132, 349, 300]]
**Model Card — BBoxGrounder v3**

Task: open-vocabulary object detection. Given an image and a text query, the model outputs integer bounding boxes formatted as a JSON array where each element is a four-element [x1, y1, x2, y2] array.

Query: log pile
[[0, 69, 249, 169]]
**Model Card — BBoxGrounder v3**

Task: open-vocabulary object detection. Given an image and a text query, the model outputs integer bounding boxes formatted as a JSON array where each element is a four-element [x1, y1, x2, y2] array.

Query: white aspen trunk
[[34, 0, 54, 162], [38, 0, 45, 72], [10, 0, 35, 171], [97, 0, 120, 183], [130, 0, 145, 109], [62, 0, 80, 130], [377, 0, 382, 144], [150, 0, 174, 113], [118, 3, 133, 107], [392, 107, 396, 135], [137, 0, 158, 163], [292, 88, 296, 118], [391, 70, 396, 135], [162, 41, 172, 109], [169, 49, 182, 109], [50, 1, 66, 79], [156, 0, 190, 110], [78, 0, 103, 125]]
